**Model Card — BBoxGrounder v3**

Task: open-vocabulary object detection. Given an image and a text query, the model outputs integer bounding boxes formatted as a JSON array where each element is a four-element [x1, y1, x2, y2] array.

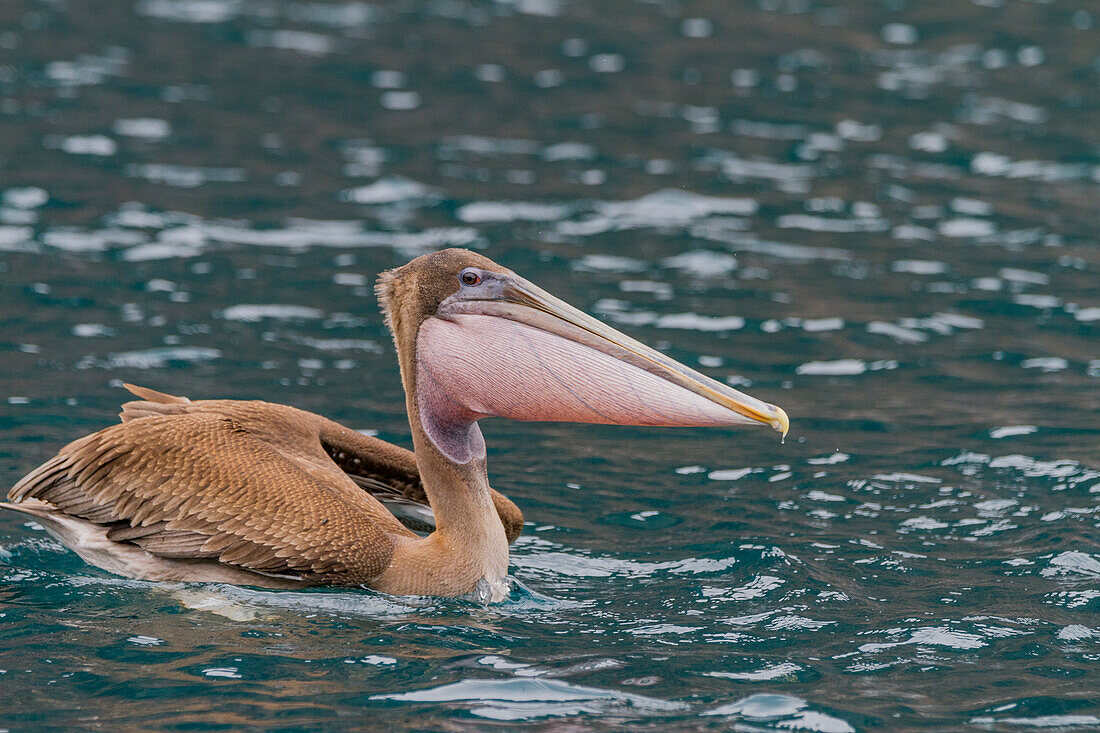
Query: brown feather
[[9, 408, 414, 584]]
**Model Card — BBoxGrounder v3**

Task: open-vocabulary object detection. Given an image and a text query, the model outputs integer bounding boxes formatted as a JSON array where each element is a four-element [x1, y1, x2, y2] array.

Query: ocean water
[[1, 0, 1097, 729]]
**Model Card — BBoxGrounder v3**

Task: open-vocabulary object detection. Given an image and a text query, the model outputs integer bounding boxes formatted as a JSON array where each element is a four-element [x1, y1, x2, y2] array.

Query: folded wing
[[9, 411, 409, 584]]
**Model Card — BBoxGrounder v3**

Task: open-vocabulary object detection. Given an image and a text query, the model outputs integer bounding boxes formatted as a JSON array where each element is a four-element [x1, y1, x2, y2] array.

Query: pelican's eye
[[459, 269, 482, 287]]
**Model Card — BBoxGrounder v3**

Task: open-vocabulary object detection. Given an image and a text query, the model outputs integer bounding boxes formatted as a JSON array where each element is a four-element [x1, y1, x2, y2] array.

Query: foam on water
[[374, 678, 687, 720]]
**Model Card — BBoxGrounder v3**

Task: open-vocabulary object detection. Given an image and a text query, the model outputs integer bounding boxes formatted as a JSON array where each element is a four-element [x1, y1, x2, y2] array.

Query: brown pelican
[[2, 249, 788, 600]]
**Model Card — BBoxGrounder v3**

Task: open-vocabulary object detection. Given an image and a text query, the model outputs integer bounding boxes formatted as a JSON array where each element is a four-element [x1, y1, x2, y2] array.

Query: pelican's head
[[378, 249, 788, 462]]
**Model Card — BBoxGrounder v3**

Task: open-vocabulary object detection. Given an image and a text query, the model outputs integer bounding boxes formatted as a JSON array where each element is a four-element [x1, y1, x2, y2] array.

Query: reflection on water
[[1, 0, 1097, 729]]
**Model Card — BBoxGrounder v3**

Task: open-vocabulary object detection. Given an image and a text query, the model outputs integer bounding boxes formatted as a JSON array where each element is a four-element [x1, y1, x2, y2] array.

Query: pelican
[[2, 249, 788, 600]]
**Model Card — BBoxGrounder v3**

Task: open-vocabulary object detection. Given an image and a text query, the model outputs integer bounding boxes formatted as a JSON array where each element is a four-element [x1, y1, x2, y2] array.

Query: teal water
[[1, 1, 1098, 729]]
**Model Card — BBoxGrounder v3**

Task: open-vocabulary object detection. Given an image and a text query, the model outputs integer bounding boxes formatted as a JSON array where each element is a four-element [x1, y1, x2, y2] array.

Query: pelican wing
[[8, 410, 411, 584]]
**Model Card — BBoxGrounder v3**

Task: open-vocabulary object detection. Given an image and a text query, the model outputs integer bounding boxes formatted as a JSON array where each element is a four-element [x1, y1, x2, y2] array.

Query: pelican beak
[[422, 271, 789, 437]]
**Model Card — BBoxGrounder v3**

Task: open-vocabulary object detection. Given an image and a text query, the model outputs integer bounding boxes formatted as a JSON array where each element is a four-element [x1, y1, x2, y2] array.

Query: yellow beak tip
[[770, 405, 790, 439]]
